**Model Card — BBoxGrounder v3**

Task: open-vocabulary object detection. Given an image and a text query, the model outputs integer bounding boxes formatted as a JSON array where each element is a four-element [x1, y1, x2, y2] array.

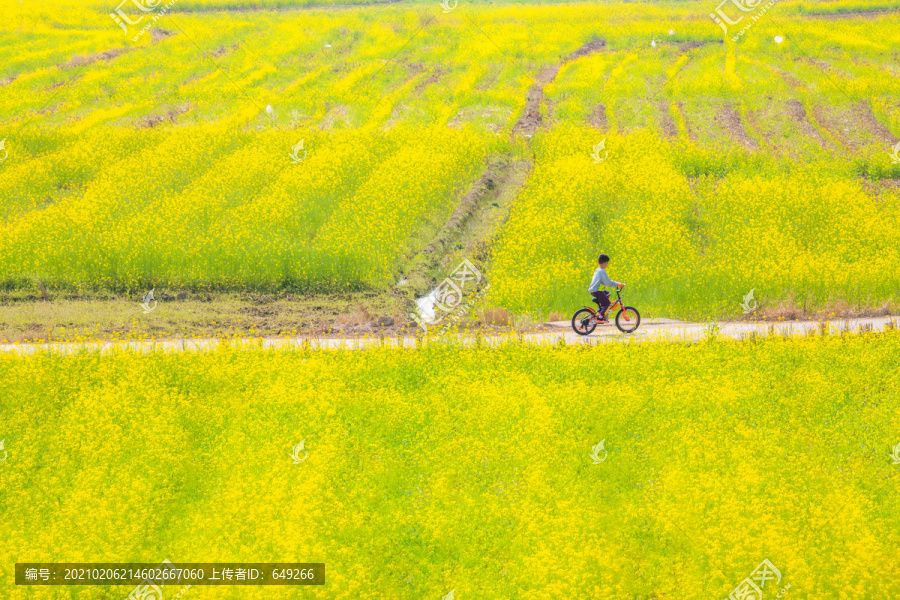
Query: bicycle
[[571, 286, 641, 335]]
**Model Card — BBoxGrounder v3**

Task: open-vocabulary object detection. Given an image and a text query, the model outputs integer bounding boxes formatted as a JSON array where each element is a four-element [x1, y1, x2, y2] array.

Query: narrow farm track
[[588, 103, 608, 129], [786, 98, 831, 151], [400, 38, 611, 306], [721, 102, 760, 151], [513, 38, 607, 136], [399, 159, 526, 298], [2, 316, 897, 355]]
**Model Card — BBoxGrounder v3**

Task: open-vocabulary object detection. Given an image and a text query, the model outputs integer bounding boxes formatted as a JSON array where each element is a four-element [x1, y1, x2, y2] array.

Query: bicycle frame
[[583, 288, 628, 321]]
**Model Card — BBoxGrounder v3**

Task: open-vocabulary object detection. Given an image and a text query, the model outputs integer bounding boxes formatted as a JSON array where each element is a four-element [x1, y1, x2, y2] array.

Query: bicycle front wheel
[[571, 308, 597, 336], [615, 306, 641, 333]]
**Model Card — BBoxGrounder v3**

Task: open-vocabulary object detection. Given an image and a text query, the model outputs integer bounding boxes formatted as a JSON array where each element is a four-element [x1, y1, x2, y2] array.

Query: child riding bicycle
[[587, 253, 625, 324]]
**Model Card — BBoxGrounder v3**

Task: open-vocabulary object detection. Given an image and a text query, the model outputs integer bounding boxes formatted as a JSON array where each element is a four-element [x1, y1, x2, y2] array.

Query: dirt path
[[657, 100, 678, 139], [785, 98, 831, 151], [513, 39, 606, 136], [2, 316, 895, 355], [399, 159, 527, 298], [588, 103, 608, 129], [721, 102, 759, 151]]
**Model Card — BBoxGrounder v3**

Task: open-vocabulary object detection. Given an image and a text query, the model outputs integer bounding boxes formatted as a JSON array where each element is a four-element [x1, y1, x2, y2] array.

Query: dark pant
[[591, 291, 610, 316]]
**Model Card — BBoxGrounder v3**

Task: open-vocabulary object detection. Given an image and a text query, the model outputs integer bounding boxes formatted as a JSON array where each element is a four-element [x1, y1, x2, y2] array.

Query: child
[[587, 253, 625, 323]]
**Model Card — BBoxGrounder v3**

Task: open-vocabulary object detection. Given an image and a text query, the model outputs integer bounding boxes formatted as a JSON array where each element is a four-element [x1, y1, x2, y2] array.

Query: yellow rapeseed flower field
[[2, 4, 900, 599], [2, 332, 899, 599], [1, 0, 899, 318]]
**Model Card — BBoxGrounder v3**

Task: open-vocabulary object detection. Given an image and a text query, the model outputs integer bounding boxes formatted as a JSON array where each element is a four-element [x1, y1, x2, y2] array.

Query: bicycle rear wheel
[[571, 308, 597, 336], [615, 306, 641, 333]]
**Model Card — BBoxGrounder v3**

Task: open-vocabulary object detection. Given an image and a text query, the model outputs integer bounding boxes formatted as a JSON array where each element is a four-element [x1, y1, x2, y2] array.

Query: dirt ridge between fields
[[513, 38, 607, 136], [399, 159, 521, 299]]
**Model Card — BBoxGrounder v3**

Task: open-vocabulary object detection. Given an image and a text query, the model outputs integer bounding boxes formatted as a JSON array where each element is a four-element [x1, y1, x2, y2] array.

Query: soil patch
[[447, 107, 511, 133], [786, 98, 830, 150], [64, 48, 128, 70], [208, 43, 240, 59], [721, 102, 759, 151], [856, 100, 896, 146], [139, 105, 191, 128], [152, 28, 174, 42], [808, 102, 891, 153], [589, 103, 608, 130], [513, 65, 559, 136], [658, 101, 677, 139], [751, 297, 898, 322], [569, 38, 607, 60], [811, 104, 853, 151], [676, 102, 697, 141], [0, 289, 420, 343], [414, 68, 445, 93]]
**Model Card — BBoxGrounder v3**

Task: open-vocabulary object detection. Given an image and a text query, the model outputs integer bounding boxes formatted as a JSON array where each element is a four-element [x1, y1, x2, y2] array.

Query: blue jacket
[[588, 267, 621, 292]]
